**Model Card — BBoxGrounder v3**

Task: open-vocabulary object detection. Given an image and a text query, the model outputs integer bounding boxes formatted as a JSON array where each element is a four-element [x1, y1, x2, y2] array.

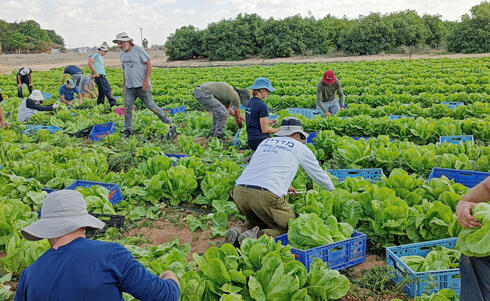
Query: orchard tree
[[164, 25, 203, 60]]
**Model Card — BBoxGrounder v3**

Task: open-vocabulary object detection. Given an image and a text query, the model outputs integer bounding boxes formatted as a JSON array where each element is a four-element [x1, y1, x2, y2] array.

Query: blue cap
[[249, 77, 275, 92]]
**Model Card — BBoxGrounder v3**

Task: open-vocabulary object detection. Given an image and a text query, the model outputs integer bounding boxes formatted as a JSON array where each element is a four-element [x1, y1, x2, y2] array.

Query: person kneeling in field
[[17, 90, 59, 122], [316, 70, 345, 116], [15, 190, 180, 301], [79, 73, 98, 99], [193, 82, 249, 139], [226, 117, 336, 246], [59, 78, 83, 106]]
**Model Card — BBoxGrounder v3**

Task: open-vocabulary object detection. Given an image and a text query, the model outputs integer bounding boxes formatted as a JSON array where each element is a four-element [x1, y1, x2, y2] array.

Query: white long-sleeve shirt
[[236, 136, 335, 197]]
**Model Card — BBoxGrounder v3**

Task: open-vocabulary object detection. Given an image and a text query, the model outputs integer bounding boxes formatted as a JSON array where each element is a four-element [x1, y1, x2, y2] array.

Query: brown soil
[[126, 220, 224, 261], [1, 51, 488, 75], [341, 288, 406, 301], [194, 136, 210, 148], [350, 255, 387, 275]]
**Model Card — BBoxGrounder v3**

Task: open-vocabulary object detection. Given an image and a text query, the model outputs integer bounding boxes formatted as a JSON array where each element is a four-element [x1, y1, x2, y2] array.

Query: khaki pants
[[231, 185, 295, 237]]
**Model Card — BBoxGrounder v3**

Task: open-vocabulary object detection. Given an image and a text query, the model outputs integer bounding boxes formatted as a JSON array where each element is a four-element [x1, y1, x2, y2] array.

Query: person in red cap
[[316, 70, 345, 116]]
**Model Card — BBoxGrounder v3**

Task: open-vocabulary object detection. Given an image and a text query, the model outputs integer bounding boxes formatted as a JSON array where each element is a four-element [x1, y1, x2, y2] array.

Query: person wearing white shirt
[[226, 117, 335, 245]]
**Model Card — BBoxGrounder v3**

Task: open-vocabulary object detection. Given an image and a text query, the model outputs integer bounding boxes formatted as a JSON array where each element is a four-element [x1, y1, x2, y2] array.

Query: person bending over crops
[[88, 43, 117, 107], [316, 70, 345, 116], [17, 90, 59, 122], [245, 77, 279, 151], [16, 67, 33, 98], [193, 82, 249, 139], [61, 65, 83, 90], [14, 190, 180, 301], [456, 176, 490, 301], [0, 89, 7, 127], [59, 78, 83, 106], [79, 73, 98, 99], [113, 32, 173, 138], [226, 117, 335, 246]]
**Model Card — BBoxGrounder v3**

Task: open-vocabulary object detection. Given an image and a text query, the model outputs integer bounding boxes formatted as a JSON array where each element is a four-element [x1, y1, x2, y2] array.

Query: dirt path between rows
[[1, 51, 489, 75]]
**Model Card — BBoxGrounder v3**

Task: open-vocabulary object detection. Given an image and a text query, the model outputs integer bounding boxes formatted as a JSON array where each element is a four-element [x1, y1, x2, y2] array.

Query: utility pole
[[139, 28, 143, 46]]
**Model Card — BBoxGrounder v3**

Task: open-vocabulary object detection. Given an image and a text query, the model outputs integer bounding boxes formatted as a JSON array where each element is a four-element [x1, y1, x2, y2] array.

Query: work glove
[[52, 103, 60, 109]]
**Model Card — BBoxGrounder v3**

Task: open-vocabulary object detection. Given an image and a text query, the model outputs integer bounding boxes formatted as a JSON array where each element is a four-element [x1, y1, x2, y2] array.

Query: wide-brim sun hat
[[274, 117, 309, 139], [113, 32, 133, 43], [99, 43, 109, 51], [249, 77, 275, 92], [66, 78, 75, 89], [322, 70, 337, 85], [28, 90, 44, 101], [19, 67, 30, 76], [21, 190, 105, 241]]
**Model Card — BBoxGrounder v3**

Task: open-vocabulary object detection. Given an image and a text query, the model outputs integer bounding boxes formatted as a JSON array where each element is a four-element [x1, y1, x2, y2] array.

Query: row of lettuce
[[2, 58, 489, 112]]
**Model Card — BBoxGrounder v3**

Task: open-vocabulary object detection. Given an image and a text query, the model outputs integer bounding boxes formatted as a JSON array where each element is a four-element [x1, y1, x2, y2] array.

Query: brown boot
[[225, 225, 248, 246], [237, 226, 264, 246]]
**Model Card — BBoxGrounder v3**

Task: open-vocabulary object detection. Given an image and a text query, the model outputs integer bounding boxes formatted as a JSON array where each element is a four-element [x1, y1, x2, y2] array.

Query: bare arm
[[60, 95, 72, 105], [28, 74, 32, 86], [88, 58, 98, 77], [260, 117, 279, 134], [142, 60, 152, 90], [17, 75, 21, 87], [62, 73, 67, 85], [160, 271, 180, 290], [456, 177, 490, 228]]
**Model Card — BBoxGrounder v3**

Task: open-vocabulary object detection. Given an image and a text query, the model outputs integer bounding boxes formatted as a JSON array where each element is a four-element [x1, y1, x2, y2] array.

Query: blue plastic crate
[[327, 168, 385, 182], [439, 135, 474, 145], [22, 125, 62, 135], [65, 180, 123, 205], [162, 105, 185, 115], [386, 238, 460, 298], [287, 108, 323, 119], [41, 188, 58, 194], [41, 92, 52, 100], [389, 115, 413, 120], [275, 231, 366, 272], [89, 122, 115, 141], [165, 153, 189, 166], [427, 167, 490, 188], [268, 114, 279, 120], [441, 102, 464, 109], [306, 132, 317, 145], [233, 129, 241, 147]]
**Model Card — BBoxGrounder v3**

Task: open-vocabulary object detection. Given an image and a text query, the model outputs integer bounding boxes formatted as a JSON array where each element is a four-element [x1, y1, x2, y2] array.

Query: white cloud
[[0, 0, 482, 48]]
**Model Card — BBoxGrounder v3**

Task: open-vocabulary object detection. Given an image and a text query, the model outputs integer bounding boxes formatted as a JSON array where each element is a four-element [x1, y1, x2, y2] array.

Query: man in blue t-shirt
[[59, 79, 83, 106], [15, 190, 180, 301]]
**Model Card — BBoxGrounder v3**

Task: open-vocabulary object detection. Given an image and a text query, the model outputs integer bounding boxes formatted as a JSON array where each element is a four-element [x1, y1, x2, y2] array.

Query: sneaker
[[237, 226, 262, 245], [124, 129, 132, 138], [225, 225, 248, 246]]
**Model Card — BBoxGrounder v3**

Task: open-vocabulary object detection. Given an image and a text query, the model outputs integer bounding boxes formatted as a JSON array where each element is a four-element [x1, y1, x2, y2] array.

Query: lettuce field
[[0, 57, 489, 300]]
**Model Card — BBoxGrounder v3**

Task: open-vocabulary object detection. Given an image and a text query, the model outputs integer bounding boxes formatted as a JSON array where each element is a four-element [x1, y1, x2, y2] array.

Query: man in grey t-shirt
[[79, 73, 97, 99], [113, 32, 172, 138]]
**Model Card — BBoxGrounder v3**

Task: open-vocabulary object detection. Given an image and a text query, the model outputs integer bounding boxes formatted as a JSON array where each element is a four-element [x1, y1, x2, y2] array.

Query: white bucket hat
[[113, 32, 133, 43], [21, 190, 105, 241], [19, 67, 30, 76], [28, 90, 44, 101], [66, 78, 75, 89], [98, 43, 109, 51], [274, 117, 309, 139]]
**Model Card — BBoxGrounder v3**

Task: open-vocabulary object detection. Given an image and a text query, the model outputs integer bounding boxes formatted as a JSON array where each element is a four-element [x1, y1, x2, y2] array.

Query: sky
[[0, 0, 483, 48]]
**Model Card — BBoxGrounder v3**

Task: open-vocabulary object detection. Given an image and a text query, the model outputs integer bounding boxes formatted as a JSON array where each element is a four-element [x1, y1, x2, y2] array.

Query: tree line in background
[[0, 20, 64, 53], [165, 1, 489, 61]]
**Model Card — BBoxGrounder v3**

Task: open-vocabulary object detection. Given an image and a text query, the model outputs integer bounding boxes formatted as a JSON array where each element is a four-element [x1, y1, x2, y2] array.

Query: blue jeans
[[124, 87, 171, 131], [94, 75, 116, 106], [316, 98, 340, 114], [459, 254, 490, 301]]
